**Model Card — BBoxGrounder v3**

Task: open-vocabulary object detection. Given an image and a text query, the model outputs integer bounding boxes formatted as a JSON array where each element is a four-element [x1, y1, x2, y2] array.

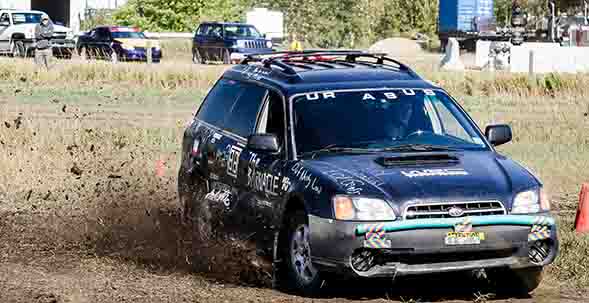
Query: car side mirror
[[485, 124, 512, 146], [247, 134, 280, 153]]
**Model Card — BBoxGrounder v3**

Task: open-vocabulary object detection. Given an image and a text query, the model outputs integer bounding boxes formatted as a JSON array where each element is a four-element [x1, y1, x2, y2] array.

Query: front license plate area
[[445, 232, 485, 245]]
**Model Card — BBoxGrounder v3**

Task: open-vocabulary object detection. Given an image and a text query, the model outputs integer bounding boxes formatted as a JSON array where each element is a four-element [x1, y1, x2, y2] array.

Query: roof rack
[[241, 50, 419, 78]]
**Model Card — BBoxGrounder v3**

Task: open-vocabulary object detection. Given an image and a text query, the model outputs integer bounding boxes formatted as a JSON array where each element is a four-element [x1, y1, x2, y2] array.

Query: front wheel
[[488, 267, 543, 295], [280, 210, 323, 296], [110, 49, 119, 63]]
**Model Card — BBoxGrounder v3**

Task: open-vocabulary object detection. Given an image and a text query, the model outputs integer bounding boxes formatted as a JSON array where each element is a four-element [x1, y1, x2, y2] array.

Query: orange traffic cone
[[575, 183, 589, 233]]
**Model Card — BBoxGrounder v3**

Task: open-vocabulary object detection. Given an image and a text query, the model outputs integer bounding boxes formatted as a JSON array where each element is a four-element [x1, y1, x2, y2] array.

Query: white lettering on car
[[363, 93, 376, 100], [291, 163, 322, 195], [324, 170, 364, 195], [424, 89, 436, 96], [247, 153, 290, 196], [227, 145, 242, 178], [401, 168, 469, 178], [402, 89, 416, 96], [205, 183, 232, 208], [384, 92, 397, 100]]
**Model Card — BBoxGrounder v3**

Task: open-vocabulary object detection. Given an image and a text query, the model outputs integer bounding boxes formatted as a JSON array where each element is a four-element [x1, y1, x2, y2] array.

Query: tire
[[11, 40, 26, 58], [192, 48, 204, 64], [280, 210, 323, 296], [110, 49, 119, 63], [488, 267, 543, 295], [222, 48, 231, 65], [179, 174, 213, 271]]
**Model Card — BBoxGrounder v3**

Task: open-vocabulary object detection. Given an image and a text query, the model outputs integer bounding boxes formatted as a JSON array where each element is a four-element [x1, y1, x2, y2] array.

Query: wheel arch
[[10, 33, 25, 42]]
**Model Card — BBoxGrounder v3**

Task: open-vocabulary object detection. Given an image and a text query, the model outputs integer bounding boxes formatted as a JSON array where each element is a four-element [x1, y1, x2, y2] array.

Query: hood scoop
[[375, 152, 460, 167]]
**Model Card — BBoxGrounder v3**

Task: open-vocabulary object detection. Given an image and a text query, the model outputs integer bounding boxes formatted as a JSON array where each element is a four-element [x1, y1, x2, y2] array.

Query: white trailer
[[246, 8, 284, 43]]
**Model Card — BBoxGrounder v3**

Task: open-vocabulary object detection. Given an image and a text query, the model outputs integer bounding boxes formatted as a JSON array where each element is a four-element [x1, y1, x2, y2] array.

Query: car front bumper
[[24, 39, 76, 53], [308, 214, 558, 279], [120, 48, 162, 62]]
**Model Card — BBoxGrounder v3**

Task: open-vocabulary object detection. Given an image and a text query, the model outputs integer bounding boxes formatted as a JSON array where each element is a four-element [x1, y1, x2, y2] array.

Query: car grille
[[53, 32, 67, 40], [244, 40, 265, 48], [403, 200, 506, 220]]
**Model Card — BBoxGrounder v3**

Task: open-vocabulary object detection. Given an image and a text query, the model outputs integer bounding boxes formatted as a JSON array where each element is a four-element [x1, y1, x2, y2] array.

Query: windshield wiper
[[380, 144, 461, 152]]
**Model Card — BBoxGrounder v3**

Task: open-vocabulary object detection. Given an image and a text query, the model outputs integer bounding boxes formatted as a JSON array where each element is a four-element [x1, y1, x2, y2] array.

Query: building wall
[[0, 0, 31, 10]]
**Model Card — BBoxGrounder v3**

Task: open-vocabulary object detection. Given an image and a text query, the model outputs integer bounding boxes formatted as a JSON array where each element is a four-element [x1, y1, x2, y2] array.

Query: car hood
[[11, 23, 72, 33], [303, 151, 539, 211], [115, 38, 160, 48]]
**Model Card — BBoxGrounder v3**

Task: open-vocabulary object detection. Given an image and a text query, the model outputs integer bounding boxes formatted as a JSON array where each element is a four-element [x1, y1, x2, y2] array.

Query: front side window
[[12, 13, 41, 24], [111, 31, 146, 39], [223, 25, 262, 38], [293, 89, 488, 154], [0, 13, 10, 24], [223, 84, 267, 137]]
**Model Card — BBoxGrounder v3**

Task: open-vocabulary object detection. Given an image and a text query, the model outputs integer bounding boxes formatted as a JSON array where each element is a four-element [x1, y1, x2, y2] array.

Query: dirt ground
[[0, 73, 588, 302]]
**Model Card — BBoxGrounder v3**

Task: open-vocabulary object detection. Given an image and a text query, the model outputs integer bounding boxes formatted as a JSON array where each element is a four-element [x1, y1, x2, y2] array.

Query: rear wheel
[[488, 267, 543, 295], [192, 48, 204, 64], [280, 210, 323, 296]]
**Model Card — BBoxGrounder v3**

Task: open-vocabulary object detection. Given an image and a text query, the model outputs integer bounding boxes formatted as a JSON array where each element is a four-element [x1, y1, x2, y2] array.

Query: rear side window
[[224, 85, 267, 137], [196, 79, 245, 127], [196, 78, 268, 137]]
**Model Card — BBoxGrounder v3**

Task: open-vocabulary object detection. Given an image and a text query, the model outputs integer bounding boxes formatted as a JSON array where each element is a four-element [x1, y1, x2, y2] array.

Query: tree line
[[112, 0, 586, 48]]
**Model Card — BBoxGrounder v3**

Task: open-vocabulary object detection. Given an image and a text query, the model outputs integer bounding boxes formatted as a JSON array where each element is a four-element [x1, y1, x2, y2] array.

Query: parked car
[[0, 9, 75, 58], [178, 50, 558, 296], [192, 22, 273, 64], [76, 26, 162, 63]]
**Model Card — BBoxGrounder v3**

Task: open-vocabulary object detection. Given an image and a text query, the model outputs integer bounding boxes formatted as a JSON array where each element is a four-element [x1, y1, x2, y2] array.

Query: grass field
[[1, 54, 589, 302]]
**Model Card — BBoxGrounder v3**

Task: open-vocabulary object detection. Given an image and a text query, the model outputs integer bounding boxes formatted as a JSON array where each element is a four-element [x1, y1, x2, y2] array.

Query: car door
[[241, 90, 289, 244], [216, 81, 269, 238], [0, 13, 11, 51], [204, 24, 223, 60], [95, 28, 113, 59], [193, 24, 208, 57]]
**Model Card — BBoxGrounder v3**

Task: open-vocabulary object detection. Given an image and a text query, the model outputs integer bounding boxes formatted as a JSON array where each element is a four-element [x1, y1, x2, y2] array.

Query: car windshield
[[293, 89, 489, 154], [12, 13, 42, 24], [224, 25, 262, 38], [111, 31, 146, 39]]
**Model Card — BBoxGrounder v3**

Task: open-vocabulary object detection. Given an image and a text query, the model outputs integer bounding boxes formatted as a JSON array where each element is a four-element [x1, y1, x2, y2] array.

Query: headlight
[[266, 40, 273, 48], [512, 188, 549, 214], [66, 31, 74, 40], [333, 195, 396, 221]]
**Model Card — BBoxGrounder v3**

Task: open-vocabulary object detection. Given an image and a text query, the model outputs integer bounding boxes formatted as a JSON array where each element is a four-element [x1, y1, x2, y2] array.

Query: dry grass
[[1, 55, 589, 300]]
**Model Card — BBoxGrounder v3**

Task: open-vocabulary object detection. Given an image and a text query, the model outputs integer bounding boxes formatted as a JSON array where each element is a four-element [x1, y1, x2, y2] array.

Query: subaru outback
[[178, 51, 558, 295]]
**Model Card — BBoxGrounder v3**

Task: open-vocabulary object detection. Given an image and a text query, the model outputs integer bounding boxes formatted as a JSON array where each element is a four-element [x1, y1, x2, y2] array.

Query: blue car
[[192, 22, 273, 64], [76, 26, 162, 63], [178, 50, 558, 296]]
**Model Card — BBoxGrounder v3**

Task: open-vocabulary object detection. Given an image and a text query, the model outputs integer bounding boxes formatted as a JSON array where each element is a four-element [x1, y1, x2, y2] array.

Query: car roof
[[200, 21, 255, 26], [2, 10, 44, 14], [223, 51, 440, 96]]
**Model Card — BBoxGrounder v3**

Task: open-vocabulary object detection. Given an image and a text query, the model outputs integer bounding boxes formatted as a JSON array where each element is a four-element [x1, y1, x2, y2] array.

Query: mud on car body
[[178, 51, 558, 295]]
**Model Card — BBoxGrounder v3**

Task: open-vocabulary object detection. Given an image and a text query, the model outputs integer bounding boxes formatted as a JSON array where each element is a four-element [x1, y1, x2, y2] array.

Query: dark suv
[[192, 22, 273, 64], [178, 51, 558, 296]]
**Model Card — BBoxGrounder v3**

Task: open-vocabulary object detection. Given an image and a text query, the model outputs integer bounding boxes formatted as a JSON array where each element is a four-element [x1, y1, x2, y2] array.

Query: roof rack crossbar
[[241, 50, 420, 78]]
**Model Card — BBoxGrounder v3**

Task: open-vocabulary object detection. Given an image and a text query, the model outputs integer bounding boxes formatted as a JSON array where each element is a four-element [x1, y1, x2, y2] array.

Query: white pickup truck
[[0, 9, 75, 58]]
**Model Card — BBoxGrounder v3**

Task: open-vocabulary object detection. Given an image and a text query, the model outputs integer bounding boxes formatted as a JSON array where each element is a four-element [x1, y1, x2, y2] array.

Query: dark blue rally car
[[178, 51, 558, 295], [192, 22, 273, 64]]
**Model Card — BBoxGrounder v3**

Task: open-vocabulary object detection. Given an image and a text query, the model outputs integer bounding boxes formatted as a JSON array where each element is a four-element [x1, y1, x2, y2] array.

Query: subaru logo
[[448, 206, 465, 217]]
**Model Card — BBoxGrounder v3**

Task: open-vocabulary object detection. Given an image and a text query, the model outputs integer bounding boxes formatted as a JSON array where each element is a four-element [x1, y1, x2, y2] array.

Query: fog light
[[351, 249, 376, 272], [529, 240, 552, 265]]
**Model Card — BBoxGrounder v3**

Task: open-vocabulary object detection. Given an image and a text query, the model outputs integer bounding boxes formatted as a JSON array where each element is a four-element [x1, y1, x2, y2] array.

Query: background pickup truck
[[0, 9, 75, 58]]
